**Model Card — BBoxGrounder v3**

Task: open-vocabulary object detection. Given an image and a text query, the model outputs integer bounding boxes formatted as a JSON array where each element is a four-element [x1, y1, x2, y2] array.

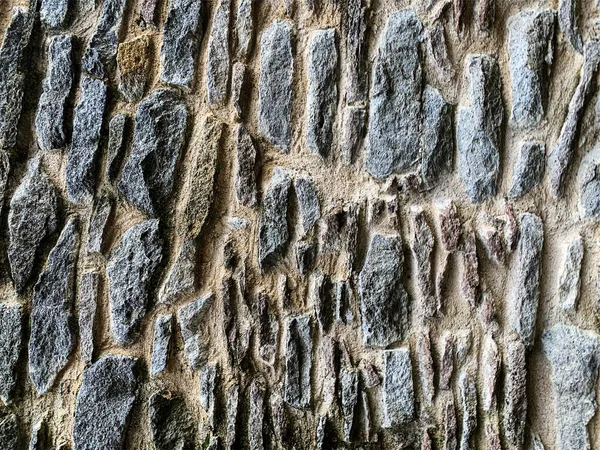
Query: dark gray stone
[[159, 238, 197, 304], [508, 141, 545, 198], [283, 314, 312, 409], [0, 303, 23, 404], [359, 234, 408, 347], [458, 369, 477, 450], [504, 336, 527, 450], [200, 363, 218, 428], [305, 28, 338, 158], [66, 77, 107, 204], [105, 114, 127, 182], [231, 62, 246, 120], [118, 89, 188, 215], [258, 21, 293, 152], [294, 176, 320, 234], [150, 314, 173, 376], [149, 392, 195, 450], [73, 355, 139, 450], [0, 413, 19, 449], [558, 0, 583, 54], [29, 218, 79, 394], [340, 368, 358, 442], [117, 36, 151, 102], [257, 292, 278, 364], [178, 293, 214, 369], [334, 280, 353, 325], [345, 0, 367, 104], [86, 193, 112, 254], [0, 152, 9, 217], [160, 0, 202, 88], [577, 145, 600, 219], [439, 332, 454, 391], [107, 219, 162, 345], [235, 0, 253, 61], [35, 34, 73, 151], [457, 54, 503, 202], [249, 380, 265, 450], [382, 348, 414, 428], [225, 383, 239, 450], [558, 235, 584, 311], [340, 106, 365, 165], [366, 10, 423, 179], [410, 207, 436, 317], [78, 271, 99, 364], [206, 0, 231, 106], [40, 0, 68, 28], [235, 124, 257, 207]]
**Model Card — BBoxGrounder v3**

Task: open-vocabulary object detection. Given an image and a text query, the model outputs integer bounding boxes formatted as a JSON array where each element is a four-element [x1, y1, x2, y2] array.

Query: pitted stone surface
[[118, 36, 151, 102], [283, 314, 312, 409], [149, 392, 195, 450], [206, 0, 231, 106], [0, 303, 23, 404], [382, 348, 414, 428], [150, 314, 173, 376], [178, 293, 214, 369]]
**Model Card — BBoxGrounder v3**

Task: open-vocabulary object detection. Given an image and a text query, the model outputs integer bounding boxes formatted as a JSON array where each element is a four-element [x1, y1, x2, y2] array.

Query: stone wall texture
[[1, 0, 600, 448]]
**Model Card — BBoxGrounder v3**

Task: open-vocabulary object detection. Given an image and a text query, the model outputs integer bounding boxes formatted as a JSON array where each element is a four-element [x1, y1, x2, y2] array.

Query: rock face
[[178, 293, 214, 369], [283, 315, 312, 409], [508, 141, 545, 198], [504, 337, 527, 450], [0, 303, 23, 404], [382, 348, 414, 428], [421, 86, 453, 189], [558, 0, 583, 54], [86, 193, 112, 254], [148, 393, 195, 450], [200, 363, 218, 428], [206, 0, 230, 106]]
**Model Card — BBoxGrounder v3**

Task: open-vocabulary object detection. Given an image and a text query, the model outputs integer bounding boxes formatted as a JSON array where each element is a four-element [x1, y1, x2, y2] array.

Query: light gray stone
[[139, 0, 159, 27], [294, 176, 320, 234], [200, 363, 218, 428], [206, 0, 231, 106], [577, 145, 600, 219], [105, 114, 127, 182], [235, 124, 257, 207], [458, 369, 477, 450], [86, 193, 112, 254], [558, 235, 584, 311], [231, 62, 246, 120], [415, 329, 434, 408], [41, 0, 68, 27], [481, 334, 499, 412], [504, 336, 527, 450], [235, 0, 253, 61], [159, 238, 197, 304], [382, 348, 414, 428], [345, 0, 367, 104], [340, 106, 365, 165], [226, 383, 239, 449], [283, 315, 312, 409], [150, 314, 173, 376], [340, 368, 358, 441], [508, 141, 545, 198], [149, 392, 195, 450], [78, 271, 99, 364], [410, 207, 436, 317], [558, 0, 583, 54], [249, 380, 265, 450], [0, 303, 23, 404], [0, 413, 19, 449], [178, 293, 214, 369]]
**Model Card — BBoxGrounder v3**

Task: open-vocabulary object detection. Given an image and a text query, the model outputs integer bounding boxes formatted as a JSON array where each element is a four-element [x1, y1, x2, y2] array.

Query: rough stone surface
[[294, 176, 320, 234], [458, 369, 477, 450], [340, 106, 365, 165], [235, 124, 257, 207], [0, 303, 23, 404], [40, 0, 68, 28], [345, 0, 367, 104], [235, 0, 253, 61], [105, 113, 127, 182], [78, 271, 99, 364], [410, 207, 436, 317], [283, 314, 312, 409], [231, 62, 246, 120], [508, 141, 545, 198], [577, 145, 600, 220], [504, 336, 527, 450], [150, 314, 173, 376], [159, 238, 197, 304], [249, 380, 265, 449], [558, 235, 584, 312], [148, 393, 195, 450], [200, 363, 218, 428], [86, 193, 112, 253], [340, 368, 358, 441], [178, 293, 214, 369], [206, 0, 231, 106], [382, 348, 414, 428], [117, 36, 151, 102], [558, 0, 583, 54], [0, 413, 19, 449]]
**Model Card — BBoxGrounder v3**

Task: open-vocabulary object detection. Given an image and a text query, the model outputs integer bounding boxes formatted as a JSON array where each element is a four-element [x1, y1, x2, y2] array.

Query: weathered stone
[[78, 271, 99, 364], [345, 0, 368, 104], [410, 207, 437, 317], [257, 293, 278, 364], [117, 36, 151, 102], [139, 0, 159, 28], [458, 369, 477, 450], [73, 355, 138, 450], [508, 141, 545, 198], [28, 420, 47, 450], [311, 270, 333, 333], [40, 0, 68, 27], [235, 124, 257, 207], [454, 0, 466, 32], [35, 34, 73, 151], [462, 230, 480, 308], [231, 62, 246, 120], [359, 234, 408, 347], [0, 413, 19, 448], [107, 219, 162, 345], [481, 334, 499, 412], [334, 280, 353, 325], [0, 303, 22, 404], [577, 145, 600, 220], [455, 330, 473, 368], [504, 336, 527, 450], [66, 77, 107, 204], [160, 0, 202, 88], [438, 332, 454, 391], [477, 0, 495, 33], [258, 21, 293, 152], [382, 348, 414, 428], [105, 114, 127, 182], [507, 9, 555, 129], [249, 380, 265, 450], [425, 23, 455, 80], [206, 0, 231, 106], [150, 314, 173, 376], [148, 392, 195, 450], [439, 200, 461, 252], [415, 329, 434, 408], [159, 238, 197, 304], [200, 363, 218, 428], [477, 219, 506, 264], [235, 0, 253, 61], [118, 89, 188, 215], [366, 10, 423, 179], [318, 336, 338, 412], [442, 395, 458, 450], [558, 235, 584, 312], [178, 293, 214, 369], [225, 383, 239, 449], [283, 315, 312, 409], [86, 193, 112, 254], [258, 168, 291, 270], [294, 176, 320, 234], [558, 0, 583, 53], [421, 86, 453, 189], [340, 106, 365, 165], [305, 28, 338, 158], [340, 368, 358, 441], [457, 54, 504, 202], [82, 0, 125, 77]]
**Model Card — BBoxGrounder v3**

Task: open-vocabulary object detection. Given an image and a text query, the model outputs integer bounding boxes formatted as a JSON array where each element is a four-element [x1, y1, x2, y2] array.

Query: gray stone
[[359, 234, 409, 347], [249, 380, 265, 450], [507, 9, 555, 129], [105, 114, 127, 182], [66, 77, 107, 204], [481, 334, 499, 412], [457, 54, 504, 202], [86, 193, 112, 253], [29, 218, 79, 394], [139, 0, 159, 27], [558, 0, 583, 53], [35, 34, 73, 151], [73, 355, 139, 450], [225, 383, 239, 449], [439, 332, 454, 391], [258, 21, 293, 152], [0, 303, 23, 404], [159, 238, 197, 304], [382, 348, 414, 428], [294, 176, 320, 234], [149, 392, 195, 450], [421, 85, 453, 189], [41, 0, 68, 27], [118, 89, 188, 215], [258, 168, 291, 269], [410, 207, 436, 317], [257, 292, 278, 364], [442, 395, 458, 450], [462, 230, 481, 308], [28, 420, 48, 450], [160, 0, 203, 88], [235, 0, 253, 61], [508, 141, 545, 198], [8, 158, 58, 292], [231, 62, 246, 120], [510, 213, 543, 349], [178, 293, 214, 369], [425, 23, 455, 80], [283, 315, 312, 409], [458, 369, 477, 450], [206, 0, 231, 106], [150, 314, 173, 376], [117, 36, 151, 102], [504, 336, 527, 450], [340, 106, 365, 165], [366, 10, 423, 179], [235, 124, 257, 207], [107, 219, 162, 345], [0, 413, 19, 449], [200, 363, 218, 428], [345, 0, 367, 104], [78, 271, 99, 364], [305, 28, 338, 158], [415, 329, 434, 408], [340, 368, 358, 441], [558, 235, 584, 312], [82, 0, 126, 78], [577, 145, 600, 219]]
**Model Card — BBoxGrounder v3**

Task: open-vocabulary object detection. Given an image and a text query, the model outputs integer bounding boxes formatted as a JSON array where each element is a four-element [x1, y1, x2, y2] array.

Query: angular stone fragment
[[82, 0, 125, 77], [442, 395, 458, 450], [439, 200, 461, 252], [29, 218, 79, 394], [481, 334, 499, 412], [66, 77, 107, 204], [359, 234, 408, 347], [105, 114, 127, 182], [235, 124, 257, 207], [35, 34, 73, 151], [477, 0, 495, 33], [462, 230, 480, 307], [235, 0, 253, 60], [382, 348, 414, 428], [558, 235, 584, 311], [458, 54, 503, 202], [504, 336, 527, 450], [366, 10, 423, 178], [507, 9, 555, 129], [305, 28, 338, 158], [415, 329, 434, 408], [258, 168, 291, 269], [458, 369, 477, 450], [345, 0, 368, 104], [410, 207, 437, 317], [231, 62, 246, 119], [258, 21, 293, 152], [0, 413, 19, 449], [508, 141, 545, 198], [159, 238, 196, 304], [107, 219, 162, 345], [295, 176, 320, 234], [139, 0, 159, 27], [283, 315, 312, 409], [206, 0, 231, 106], [118, 89, 188, 215], [78, 271, 99, 364], [577, 145, 600, 219], [117, 36, 151, 102], [225, 383, 239, 449], [249, 380, 265, 449], [73, 355, 138, 450], [0, 303, 22, 404], [86, 193, 112, 254], [510, 213, 543, 349], [425, 24, 455, 80], [340, 368, 358, 441], [558, 0, 583, 53], [340, 106, 365, 165], [200, 363, 218, 428], [178, 293, 214, 369], [439, 332, 454, 391], [150, 314, 173, 376], [160, 0, 202, 88], [149, 393, 195, 450], [41, 0, 68, 28]]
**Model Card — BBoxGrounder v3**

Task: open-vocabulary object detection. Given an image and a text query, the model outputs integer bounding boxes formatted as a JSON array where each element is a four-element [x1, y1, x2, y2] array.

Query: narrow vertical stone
[[86, 193, 112, 254], [159, 238, 197, 304], [150, 314, 173, 376], [558, 0, 583, 53], [504, 336, 527, 450], [340, 368, 358, 441], [105, 114, 127, 182], [200, 363, 218, 428], [382, 348, 414, 428], [0, 303, 23, 404], [410, 207, 437, 317], [294, 176, 320, 234], [117, 36, 151, 102], [206, 0, 231, 106], [458, 369, 477, 450], [249, 380, 265, 450], [481, 334, 499, 412], [226, 383, 239, 449], [235, 0, 253, 61], [415, 329, 435, 408], [235, 124, 257, 207], [340, 106, 365, 165], [345, 0, 368, 104], [231, 62, 246, 120], [558, 235, 584, 312], [178, 294, 214, 369], [283, 315, 312, 409], [508, 141, 545, 198], [78, 271, 99, 364]]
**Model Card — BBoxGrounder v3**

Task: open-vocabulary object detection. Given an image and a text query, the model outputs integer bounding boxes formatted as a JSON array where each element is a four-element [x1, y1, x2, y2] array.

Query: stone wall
[[0, 0, 599, 448]]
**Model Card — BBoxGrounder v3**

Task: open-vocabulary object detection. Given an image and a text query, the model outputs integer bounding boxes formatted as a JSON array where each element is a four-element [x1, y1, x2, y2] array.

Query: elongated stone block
[[206, 0, 231, 106], [283, 315, 312, 409], [178, 293, 214, 369], [294, 176, 320, 234], [78, 271, 99, 364], [345, 0, 367, 104], [558, 235, 584, 311], [105, 114, 127, 182], [150, 314, 173, 376], [118, 36, 151, 102], [382, 348, 414, 428], [558, 0, 583, 53], [86, 193, 112, 254], [508, 141, 545, 198], [0, 303, 23, 404], [235, 0, 253, 60], [235, 124, 257, 207], [578, 145, 600, 220], [200, 363, 218, 427], [504, 337, 527, 450], [159, 238, 197, 304]]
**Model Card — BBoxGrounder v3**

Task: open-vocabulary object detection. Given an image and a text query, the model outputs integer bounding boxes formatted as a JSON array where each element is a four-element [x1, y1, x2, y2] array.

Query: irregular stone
[[8, 158, 58, 292], [507, 9, 555, 129], [340, 368, 358, 441], [477, 219, 506, 264], [340, 106, 365, 165], [235, 124, 257, 207], [457, 54, 504, 202], [249, 380, 265, 450], [345, 0, 368, 104], [462, 230, 480, 307], [105, 114, 127, 182], [40, 0, 68, 27], [415, 329, 434, 408], [148, 393, 195, 450], [0, 413, 19, 448], [577, 145, 600, 219], [366, 10, 423, 178], [29, 420, 48, 450], [82, 0, 126, 77], [382, 348, 414, 428], [283, 315, 312, 409], [334, 280, 353, 325], [117, 36, 151, 102], [510, 213, 543, 349], [558, 235, 584, 311], [442, 395, 458, 450], [0, 303, 23, 403], [258, 21, 293, 152], [311, 271, 333, 333], [107, 219, 162, 345], [504, 336, 527, 450], [178, 293, 214, 369], [458, 369, 477, 450], [206, 0, 231, 106], [481, 334, 499, 412], [410, 207, 437, 317], [66, 76, 107, 204], [455, 330, 473, 368], [235, 0, 253, 60], [508, 141, 545, 198], [78, 271, 99, 364], [477, 0, 495, 33], [159, 238, 197, 304], [294, 176, 320, 234], [439, 200, 461, 252], [438, 332, 454, 391], [29, 218, 79, 394], [118, 89, 188, 215], [305, 28, 338, 158], [549, 41, 600, 197], [35, 34, 73, 151], [318, 336, 338, 412], [200, 363, 218, 428], [257, 293, 278, 364], [558, 0, 583, 53], [86, 193, 112, 253], [231, 62, 246, 119], [160, 0, 203, 88], [225, 383, 239, 449], [139, 0, 159, 28], [73, 355, 138, 450], [425, 23, 455, 80], [150, 314, 173, 376], [359, 234, 409, 347], [258, 168, 291, 269]]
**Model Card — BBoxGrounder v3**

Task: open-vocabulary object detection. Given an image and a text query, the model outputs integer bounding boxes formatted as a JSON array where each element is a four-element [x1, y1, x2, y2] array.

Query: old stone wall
[[0, 0, 599, 448]]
